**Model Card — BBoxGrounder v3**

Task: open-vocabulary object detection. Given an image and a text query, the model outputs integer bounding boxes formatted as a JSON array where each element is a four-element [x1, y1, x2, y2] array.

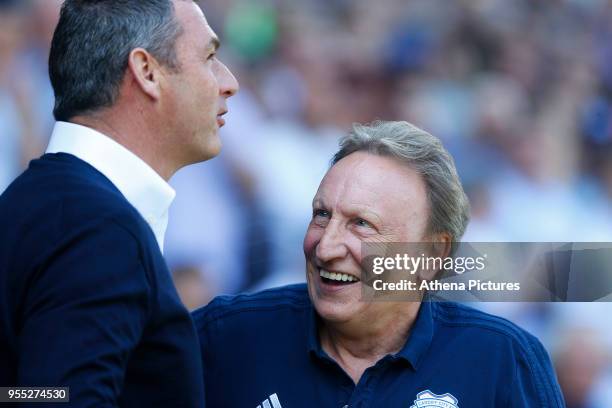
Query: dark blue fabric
[[194, 284, 565, 408], [0, 153, 205, 407]]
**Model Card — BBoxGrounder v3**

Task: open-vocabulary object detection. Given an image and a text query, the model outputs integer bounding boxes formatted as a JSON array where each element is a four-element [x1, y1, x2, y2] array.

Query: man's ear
[[418, 232, 453, 281], [431, 232, 452, 259], [127, 48, 163, 100]]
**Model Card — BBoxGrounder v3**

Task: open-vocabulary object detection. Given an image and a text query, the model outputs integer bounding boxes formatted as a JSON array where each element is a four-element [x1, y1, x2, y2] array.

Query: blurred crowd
[[1, 0, 611, 406]]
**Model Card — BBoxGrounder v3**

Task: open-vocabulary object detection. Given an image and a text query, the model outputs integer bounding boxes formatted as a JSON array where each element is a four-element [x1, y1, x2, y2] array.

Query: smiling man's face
[[303, 151, 431, 324]]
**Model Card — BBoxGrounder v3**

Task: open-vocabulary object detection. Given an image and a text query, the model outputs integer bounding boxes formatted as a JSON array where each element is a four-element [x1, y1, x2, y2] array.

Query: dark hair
[[49, 0, 186, 121]]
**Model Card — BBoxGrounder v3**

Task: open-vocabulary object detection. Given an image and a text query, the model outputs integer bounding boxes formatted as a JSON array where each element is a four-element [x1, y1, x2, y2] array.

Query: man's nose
[[315, 222, 348, 263], [218, 61, 239, 98]]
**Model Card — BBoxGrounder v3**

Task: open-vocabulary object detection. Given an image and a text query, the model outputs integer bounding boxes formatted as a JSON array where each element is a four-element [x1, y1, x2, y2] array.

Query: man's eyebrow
[[312, 198, 326, 208]]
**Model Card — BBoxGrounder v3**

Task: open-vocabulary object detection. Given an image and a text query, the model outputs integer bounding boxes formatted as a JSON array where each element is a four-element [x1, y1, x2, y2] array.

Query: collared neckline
[[306, 300, 434, 370], [306, 305, 325, 359], [393, 301, 434, 369], [46, 121, 176, 251]]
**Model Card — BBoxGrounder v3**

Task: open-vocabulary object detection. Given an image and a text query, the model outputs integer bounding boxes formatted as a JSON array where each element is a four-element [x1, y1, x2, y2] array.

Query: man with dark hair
[[0, 0, 238, 405]]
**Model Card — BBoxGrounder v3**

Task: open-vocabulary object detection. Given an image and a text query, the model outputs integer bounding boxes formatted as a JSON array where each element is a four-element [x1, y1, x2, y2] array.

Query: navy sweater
[[0, 153, 205, 407]]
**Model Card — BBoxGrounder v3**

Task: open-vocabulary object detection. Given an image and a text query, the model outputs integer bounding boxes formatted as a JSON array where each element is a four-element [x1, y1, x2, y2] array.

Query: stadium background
[[0, 0, 611, 405]]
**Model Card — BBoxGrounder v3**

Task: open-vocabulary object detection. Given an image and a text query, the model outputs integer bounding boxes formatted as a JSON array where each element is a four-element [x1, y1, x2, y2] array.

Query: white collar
[[46, 121, 175, 252]]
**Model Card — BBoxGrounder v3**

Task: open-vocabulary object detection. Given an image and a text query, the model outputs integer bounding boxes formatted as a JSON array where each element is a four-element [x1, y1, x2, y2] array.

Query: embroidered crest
[[410, 390, 459, 408]]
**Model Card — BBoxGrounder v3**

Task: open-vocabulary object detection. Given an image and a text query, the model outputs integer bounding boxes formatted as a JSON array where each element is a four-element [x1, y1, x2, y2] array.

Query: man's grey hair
[[332, 121, 470, 250]]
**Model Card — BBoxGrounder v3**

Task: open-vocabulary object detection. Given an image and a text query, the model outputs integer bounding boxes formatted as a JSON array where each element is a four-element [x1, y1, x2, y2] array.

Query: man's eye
[[207, 53, 216, 61], [313, 209, 330, 218], [355, 218, 372, 228]]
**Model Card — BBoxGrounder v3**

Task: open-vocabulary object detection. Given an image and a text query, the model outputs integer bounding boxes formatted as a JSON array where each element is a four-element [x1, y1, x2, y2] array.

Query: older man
[[0, 0, 237, 406], [194, 121, 564, 407]]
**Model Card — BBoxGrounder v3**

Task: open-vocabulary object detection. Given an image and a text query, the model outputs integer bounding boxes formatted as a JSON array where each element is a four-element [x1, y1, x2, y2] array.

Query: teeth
[[319, 269, 358, 282]]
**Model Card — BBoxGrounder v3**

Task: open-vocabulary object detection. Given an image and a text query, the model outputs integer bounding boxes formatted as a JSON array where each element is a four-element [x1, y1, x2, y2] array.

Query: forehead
[[173, 1, 216, 46], [316, 151, 429, 223]]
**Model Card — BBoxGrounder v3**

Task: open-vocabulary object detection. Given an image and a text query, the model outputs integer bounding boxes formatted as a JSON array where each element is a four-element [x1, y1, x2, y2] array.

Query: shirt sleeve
[[16, 219, 152, 407], [506, 333, 566, 408]]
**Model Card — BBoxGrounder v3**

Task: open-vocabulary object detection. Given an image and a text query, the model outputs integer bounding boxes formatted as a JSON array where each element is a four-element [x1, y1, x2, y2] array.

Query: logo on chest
[[256, 393, 283, 408], [410, 390, 459, 408]]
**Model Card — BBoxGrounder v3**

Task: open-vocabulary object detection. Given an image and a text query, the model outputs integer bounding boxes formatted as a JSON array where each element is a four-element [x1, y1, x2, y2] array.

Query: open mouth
[[319, 269, 360, 286], [217, 109, 228, 127]]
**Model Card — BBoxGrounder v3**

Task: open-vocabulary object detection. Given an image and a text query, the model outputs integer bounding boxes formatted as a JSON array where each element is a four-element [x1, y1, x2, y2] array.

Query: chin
[[312, 298, 363, 324], [207, 143, 222, 159], [198, 137, 222, 161], [308, 285, 361, 324]]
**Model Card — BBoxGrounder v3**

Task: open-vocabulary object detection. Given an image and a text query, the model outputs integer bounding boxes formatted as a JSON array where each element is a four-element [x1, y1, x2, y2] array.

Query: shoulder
[[432, 302, 543, 350], [1, 153, 149, 239], [193, 284, 311, 331], [432, 302, 535, 343], [3, 154, 124, 211], [432, 302, 543, 359], [0, 154, 159, 274], [194, 284, 313, 376], [432, 302, 564, 407]]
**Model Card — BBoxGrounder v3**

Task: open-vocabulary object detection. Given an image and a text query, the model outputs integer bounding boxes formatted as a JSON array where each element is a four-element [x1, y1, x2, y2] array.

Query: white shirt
[[46, 121, 175, 252]]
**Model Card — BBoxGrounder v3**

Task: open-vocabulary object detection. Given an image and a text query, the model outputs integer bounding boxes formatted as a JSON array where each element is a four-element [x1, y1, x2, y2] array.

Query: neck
[[319, 302, 421, 384], [70, 111, 178, 181]]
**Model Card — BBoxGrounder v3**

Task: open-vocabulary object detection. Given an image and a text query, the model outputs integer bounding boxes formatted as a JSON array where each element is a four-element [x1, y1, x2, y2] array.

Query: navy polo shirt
[[194, 284, 564, 408]]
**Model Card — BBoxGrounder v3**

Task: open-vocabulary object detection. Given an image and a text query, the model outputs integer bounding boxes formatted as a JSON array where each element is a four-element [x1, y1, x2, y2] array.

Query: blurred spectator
[[172, 265, 212, 311], [165, 153, 272, 295], [0, 0, 59, 193], [0, 1, 28, 192], [18, 0, 61, 137], [555, 328, 611, 408]]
